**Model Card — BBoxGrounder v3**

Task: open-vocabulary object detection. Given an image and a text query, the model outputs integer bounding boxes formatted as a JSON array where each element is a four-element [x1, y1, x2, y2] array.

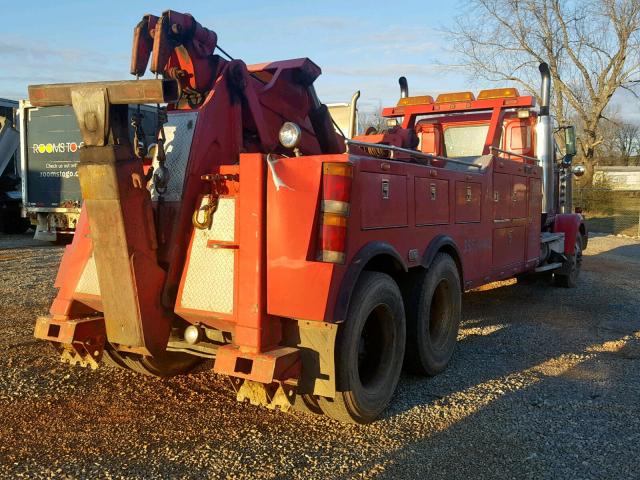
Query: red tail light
[[317, 162, 353, 264]]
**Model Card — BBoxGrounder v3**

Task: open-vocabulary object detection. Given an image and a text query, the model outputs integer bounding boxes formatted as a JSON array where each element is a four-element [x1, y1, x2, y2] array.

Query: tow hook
[[192, 173, 238, 230]]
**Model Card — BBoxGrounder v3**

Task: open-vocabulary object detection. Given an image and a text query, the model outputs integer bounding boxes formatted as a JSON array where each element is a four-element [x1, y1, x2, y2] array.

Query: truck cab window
[[443, 124, 490, 158]]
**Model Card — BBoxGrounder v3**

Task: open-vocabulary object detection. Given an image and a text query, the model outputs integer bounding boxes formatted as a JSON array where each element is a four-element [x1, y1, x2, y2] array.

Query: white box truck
[[20, 101, 156, 242]]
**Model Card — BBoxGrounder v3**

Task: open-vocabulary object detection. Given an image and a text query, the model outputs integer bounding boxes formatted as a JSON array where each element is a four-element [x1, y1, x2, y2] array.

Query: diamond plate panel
[[75, 254, 101, 296], [180, 197, 236, 314], [149, 111, 198, 202], [210, 197, 235, 242]]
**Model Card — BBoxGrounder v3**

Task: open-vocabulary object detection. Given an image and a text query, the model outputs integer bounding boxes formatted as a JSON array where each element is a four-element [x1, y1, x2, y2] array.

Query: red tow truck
[[31, 10, 586, 423]]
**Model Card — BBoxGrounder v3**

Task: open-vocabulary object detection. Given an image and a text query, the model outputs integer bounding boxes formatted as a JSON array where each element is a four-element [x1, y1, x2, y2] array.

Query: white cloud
[[0, 37, 130, 100]]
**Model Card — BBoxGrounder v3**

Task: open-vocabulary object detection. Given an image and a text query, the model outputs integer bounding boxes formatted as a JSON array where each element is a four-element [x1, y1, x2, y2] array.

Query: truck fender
[[553, 214, 583, 255], [421, 235, 464, 281], [578, 215, 589, 250], [333, 241, 407, 323]]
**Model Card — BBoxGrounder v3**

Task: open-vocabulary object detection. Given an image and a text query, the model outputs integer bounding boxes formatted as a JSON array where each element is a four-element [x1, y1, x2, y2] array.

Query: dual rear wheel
[[318, 272, 406, 423], [403, 254, 462, 376], [319, 254, 461, 423], [102, 255, 462, 424]]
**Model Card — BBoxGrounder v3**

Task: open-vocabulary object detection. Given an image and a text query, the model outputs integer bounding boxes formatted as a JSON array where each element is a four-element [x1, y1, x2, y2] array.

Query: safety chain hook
[[192, 173, 238, 230], [131, 105, 148, 159], [152, 106, 170, 196]]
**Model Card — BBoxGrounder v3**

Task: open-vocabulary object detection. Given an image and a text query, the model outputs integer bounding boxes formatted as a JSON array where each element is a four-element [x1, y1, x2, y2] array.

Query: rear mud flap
[[286, 320, 338, 398]]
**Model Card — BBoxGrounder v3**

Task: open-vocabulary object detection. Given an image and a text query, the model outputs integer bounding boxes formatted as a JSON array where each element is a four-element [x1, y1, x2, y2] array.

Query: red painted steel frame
[[382, 96, 536, 125], [383, 96, 536, 157]]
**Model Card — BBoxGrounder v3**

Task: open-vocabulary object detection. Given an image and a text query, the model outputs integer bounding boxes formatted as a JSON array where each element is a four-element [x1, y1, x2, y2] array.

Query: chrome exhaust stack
[[536, 63, 555, 216], [399, 76, 409, 99]]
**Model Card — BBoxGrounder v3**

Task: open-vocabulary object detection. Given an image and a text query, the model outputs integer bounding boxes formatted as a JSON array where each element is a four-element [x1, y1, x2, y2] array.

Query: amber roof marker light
[[435, 91, 475, 103], [477, 88, 520, 100]]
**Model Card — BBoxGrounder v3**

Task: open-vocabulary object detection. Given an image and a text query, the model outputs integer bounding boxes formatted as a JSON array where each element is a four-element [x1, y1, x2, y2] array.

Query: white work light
[[278, 122, 302, 149], [184, 325, 201, 345]]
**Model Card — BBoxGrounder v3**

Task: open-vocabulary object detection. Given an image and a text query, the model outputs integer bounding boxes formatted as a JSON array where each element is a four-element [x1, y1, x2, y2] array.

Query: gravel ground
[[0, 232, 638, 479]]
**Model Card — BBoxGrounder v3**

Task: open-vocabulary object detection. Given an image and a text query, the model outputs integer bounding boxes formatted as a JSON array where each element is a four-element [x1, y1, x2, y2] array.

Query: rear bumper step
[[214, 344, 300, 384], [34, 316, 106, 369]]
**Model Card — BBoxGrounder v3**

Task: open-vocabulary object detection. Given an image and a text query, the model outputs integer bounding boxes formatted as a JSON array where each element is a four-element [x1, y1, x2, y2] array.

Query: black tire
[[102, 346, 130, 370], [119, 350, 202, 377], [403, 253, 461, 376], [292, 394, 324, 416], [553, 233, 583, 288], [318, 272, 405, 424]]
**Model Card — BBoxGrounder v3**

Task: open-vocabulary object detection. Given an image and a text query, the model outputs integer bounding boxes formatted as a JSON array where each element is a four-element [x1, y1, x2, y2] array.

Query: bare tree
[[357, 110, 388, 134], [611, 123, 640, 165], [598, 114, 640, 165], [449, 0, 640, 182]]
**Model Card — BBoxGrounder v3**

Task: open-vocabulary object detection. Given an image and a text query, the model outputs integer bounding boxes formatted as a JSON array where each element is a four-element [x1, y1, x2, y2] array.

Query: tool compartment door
[[492, 226, 525, 270], [360, 172, 408, 229], [415, 177, 449, 225], [493, 173, 511, 221], [455, 181, 481, 223], [511, 175, 528, 219]]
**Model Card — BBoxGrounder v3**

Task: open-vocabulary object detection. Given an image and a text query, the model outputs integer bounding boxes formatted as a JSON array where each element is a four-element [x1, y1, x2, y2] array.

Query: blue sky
[[0, 0, 485, 111], [1, 0, 637, 120]]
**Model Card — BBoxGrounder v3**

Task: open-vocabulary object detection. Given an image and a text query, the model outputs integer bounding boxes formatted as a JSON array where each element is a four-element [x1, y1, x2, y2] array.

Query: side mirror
[[572, 164, 586, 177], [564, 126, 577, 157]]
